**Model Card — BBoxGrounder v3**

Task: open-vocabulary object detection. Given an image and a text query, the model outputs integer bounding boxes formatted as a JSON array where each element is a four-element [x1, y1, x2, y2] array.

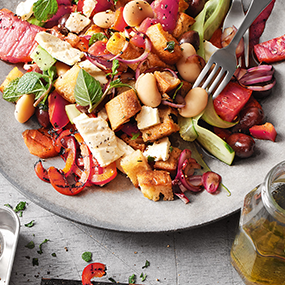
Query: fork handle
[[227, 0, 272, 52]]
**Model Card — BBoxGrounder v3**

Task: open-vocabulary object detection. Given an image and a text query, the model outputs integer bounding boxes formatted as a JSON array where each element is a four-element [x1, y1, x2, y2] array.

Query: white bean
[[123, 0, 154, 27], [93, 10, 115, 29], [176, 43, 203, 83], [135, 73, 161, 107], [179, 87, 208, 118], [14, 94, 35, 123]]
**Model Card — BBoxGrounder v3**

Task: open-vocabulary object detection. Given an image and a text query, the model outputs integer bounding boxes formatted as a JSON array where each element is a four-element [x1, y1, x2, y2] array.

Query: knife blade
[[41, 278, 141, 285]]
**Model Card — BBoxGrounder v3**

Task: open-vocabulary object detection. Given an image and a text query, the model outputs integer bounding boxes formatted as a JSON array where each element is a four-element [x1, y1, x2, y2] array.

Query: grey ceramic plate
[[0, 0, 284, 232]]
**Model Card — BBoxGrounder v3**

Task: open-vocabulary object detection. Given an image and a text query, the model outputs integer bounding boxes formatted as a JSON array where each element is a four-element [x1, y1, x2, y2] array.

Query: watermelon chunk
[[0, 9, 44, 63]]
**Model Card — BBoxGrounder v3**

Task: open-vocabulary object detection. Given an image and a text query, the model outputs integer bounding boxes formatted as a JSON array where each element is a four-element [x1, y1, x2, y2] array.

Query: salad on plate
[[0, 0, 279, 204]]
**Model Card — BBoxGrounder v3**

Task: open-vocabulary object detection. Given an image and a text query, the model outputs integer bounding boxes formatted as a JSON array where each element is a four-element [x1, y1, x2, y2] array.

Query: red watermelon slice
[[0, 9, 44, 63]]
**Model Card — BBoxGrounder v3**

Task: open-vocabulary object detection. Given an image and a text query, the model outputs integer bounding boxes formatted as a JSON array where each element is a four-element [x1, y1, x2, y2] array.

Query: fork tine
[[207, 67, 227, 95], [212, 72, 234, 99], [201, 63, 220, 89]]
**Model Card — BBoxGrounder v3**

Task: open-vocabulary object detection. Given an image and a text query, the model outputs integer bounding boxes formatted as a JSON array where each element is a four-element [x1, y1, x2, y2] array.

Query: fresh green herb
[[81, 251, 92, 262], [128, 274, 136, 284], [4, 203, 13, 209], [108, 277, 116, 283], [51, 252, 57, 257], [142, 260, 150, 269], [25, 241, 35, 249], [140, 272, 147, 281], [2, 78, 22, 102], [147, 156, 155, 163], [74, 69, 103, 113], [14, 201, 26, 213], [169, 146, 173, 152], [113, 0, 118, 4], [107, 59, 120, 78], [32, 258, 39, 266], [33, 0, 58, 22], [164, 41, 175, 53], [89, 33, 107, 45], [27, 16, 45, 27], [172, 82, 183, 99], [38, 239, 49, 254], [25, 220, 35, 227], [131, 132, 140, 140]]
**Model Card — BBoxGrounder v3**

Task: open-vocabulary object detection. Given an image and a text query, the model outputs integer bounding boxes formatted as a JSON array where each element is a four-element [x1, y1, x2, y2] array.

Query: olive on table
[[226, 133, 255, 158], [232, 107, 264, 133], [186, 0, 205, 18], [179, 30, 200, 51]]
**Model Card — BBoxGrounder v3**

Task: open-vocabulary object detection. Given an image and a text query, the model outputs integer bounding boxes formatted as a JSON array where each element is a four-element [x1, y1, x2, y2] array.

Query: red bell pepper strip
[[249, 122, 277, 142], [82, 262, 106, 285], [54, 129, 73, 153], [113, 7, 128, 32], [48, 142, 92, 195], [34, 160, 50, 183], [254, 34, 285, 64], [61, 136, 77, 176], [213, 81, 252, 122]]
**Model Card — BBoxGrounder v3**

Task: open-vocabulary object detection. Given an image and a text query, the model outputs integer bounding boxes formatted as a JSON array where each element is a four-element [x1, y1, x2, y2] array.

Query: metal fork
[[193, 0, 271, 98], [223, 0, 249, 68]]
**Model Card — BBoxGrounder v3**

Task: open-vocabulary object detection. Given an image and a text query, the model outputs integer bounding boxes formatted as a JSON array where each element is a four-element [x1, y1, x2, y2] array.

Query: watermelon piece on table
[[0, 9, 44, 63]]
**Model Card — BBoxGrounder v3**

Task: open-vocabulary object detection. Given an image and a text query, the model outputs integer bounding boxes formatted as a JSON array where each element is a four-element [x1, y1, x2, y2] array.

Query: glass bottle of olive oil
[[231, 161, 285, 285]]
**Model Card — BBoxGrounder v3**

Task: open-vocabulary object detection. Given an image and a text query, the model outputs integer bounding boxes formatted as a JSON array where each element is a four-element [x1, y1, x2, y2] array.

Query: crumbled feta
[[143, 137, 171, 162], [136, 106, 160, 130], [83, 0, 97, 18], [78, 60, 108, 85], [35, 32, 84, 66], [16, 0, 37, 20], [73, 114, 124, 167], [65, 12, 91, 34]]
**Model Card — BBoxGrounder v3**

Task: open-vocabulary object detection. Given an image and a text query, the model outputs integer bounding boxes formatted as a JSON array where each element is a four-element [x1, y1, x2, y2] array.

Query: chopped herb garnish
[[131, 132, 140, 140], [25, 241, 35, 249], [38, 239, 49, 254], [172, 82, 183, 99], [25, 220, 35, 227], [32, 258, 39, 266], [142, 260, 150, 268], [14, 201, 26, 213], [82, 251, 92, 262], [51, 252, 57, 257], [140, 272, 147, 281], [89, 33, 108, 46], [108, 277, 116, 283], [164, 41, 175, 53], [147, 156, 155, 163], [4, 203, 13, 209], [128, 274, 136, 284]]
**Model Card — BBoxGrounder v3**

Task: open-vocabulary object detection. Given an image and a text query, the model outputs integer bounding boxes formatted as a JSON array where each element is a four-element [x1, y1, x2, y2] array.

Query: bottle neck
[[262, 161, 285, 224]]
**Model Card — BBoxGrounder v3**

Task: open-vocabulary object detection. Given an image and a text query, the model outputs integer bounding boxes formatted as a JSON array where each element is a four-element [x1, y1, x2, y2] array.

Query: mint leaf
[[25, 220, 35, 227], [140, 272, 147, 281], [128, 274, 136, 284], [3, 78, 22, 102], [142, 260, 150, 268], [14, 201, 26, 213], [25, 241, 35, 249], [16, 72, 46, 95], [33, 0, 58, 22], [74, 69, 103, 113], [82, 251, 92, 262], [89, 33, 107, 45]]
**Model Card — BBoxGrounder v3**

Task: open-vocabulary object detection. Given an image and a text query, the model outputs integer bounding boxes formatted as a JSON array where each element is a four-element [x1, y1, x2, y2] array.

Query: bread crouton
[[172, 12, 195, 39], [0, 67, 23, 93], [121, 133, 147, 152], [120, 150, 152, 188], [137, 170, 174, 201], [105, 89, 141, 131], [54, 64, 81, 103], [154, 71, 181, 93], [141, 106, 180, 142], [179, 0, 189, 12], [146, 23, 182, 65], [154, 147, 182, 176]]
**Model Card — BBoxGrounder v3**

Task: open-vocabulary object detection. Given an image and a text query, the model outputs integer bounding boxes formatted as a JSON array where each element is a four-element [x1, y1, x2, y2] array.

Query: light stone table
[[0, 173, 244, 285]]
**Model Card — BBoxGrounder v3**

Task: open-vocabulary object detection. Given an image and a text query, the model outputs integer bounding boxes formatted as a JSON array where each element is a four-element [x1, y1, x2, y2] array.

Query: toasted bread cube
[[54, 64, 81, 103], [154, 71, 181, 93], [146, 23, 182, 65], [172, 12, 195, 39], [120, 150, 152, 188], [141, 106, 180, 142], [84, 25, 105, 36], [179, 0, 189, 12], [0, 67, 23, 93], [120, 133, 147, 152], [154, 147, 182, 176], [137, 170, 174, 201], [105, 89, 141, 131]]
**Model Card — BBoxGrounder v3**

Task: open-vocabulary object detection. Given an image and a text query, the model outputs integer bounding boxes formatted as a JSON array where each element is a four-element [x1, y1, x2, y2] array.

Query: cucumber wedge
[[193, 117, 235, 165], [178, 116, 198, 142], [30, 45, 56, 71], [65, 104, 81, 124]]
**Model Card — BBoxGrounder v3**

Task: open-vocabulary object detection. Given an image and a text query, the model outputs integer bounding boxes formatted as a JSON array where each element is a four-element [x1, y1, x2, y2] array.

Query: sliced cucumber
[[193, 117, 235, 165], [178, 116, 198, 142], [30, 45, 56, 71], [202, 96, 238, 128], [65, 104, 82, 124]]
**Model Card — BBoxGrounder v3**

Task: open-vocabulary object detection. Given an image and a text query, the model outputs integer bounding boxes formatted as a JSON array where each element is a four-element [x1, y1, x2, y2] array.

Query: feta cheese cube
[[83, 0, 97, 18], [143, 137, 171, 161], [35, 32, 84, 66], [136, 106, 160, 130], [65, 12, 91, 34], [16, 0, 37, 20]]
